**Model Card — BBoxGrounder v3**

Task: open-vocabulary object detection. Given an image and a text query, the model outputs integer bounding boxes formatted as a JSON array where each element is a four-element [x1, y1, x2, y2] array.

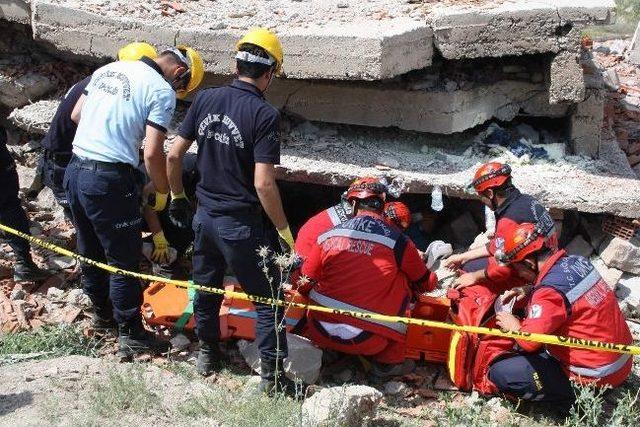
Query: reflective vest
[[529, 252, 632, 385], [302, 213, 432, 341], [295, 203, 351, 260]]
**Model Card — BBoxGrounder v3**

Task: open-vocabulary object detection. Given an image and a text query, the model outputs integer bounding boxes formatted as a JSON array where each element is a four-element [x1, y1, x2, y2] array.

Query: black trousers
[[0, 165, 31, 261], [192, 206, 288, 362], [489, 351, 575, 403]]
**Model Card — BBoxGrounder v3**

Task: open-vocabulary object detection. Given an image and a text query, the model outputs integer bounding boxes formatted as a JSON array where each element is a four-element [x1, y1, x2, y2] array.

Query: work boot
[[117, 318, 170, 359], [196, 341, 229, 376], [370, 359, 416, 383], [90, 305, 117, 332], [258, 359, 306, 400], [13, 258, 52, 282]]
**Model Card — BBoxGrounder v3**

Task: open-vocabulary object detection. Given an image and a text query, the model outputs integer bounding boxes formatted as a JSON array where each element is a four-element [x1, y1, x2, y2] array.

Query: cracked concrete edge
[[0, 0, 30, 25], [2, 0, 616, 81], [27, 1, 432, 81], [427, 0, 615, 60], [276, 154, 640, 219]]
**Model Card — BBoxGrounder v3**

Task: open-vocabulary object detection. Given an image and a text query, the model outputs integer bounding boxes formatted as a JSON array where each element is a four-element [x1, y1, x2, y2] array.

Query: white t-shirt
[[72, 59, 176, 166]]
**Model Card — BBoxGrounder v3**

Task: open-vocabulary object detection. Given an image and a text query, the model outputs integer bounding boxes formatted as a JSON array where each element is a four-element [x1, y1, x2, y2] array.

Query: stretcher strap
[[174, 286, 196, 332]]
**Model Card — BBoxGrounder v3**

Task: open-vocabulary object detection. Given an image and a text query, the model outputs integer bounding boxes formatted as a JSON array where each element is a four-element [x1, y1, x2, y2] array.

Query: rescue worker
[[383, 201, 412, 231], [167, 28, 297, 395], [294, 190, 354, 262], [481, 223, 632, 403], [444, 162, 556, 293], [40, 43, 158, 220], [141, 153, 198, 278], [299, 177, 438, 378], [64, 45, 204, 356], [0, 127, 52, 281]]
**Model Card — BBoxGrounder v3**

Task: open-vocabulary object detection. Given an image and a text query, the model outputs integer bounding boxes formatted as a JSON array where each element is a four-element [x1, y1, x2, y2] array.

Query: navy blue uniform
[[178, 79, 286, 362], [40, 77, 91, 216], [0, 128, 31, 261]]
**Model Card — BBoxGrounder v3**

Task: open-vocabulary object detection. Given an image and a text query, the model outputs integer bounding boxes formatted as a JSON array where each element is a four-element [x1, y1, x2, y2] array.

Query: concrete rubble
[[302, 385, 383, 426]]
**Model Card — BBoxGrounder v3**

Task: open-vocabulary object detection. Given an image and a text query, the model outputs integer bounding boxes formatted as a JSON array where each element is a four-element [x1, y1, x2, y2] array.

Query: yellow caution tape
[[2, 222, 640, 356]]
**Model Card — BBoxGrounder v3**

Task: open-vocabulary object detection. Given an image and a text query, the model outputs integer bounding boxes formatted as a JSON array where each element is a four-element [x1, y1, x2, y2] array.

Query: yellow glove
[[277, 225, 295, 252], [151, 231, 170, 264], [147, 191, 169, 212]]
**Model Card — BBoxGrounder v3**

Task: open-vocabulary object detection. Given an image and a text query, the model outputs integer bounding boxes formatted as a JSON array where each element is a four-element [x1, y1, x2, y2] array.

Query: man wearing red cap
[[472, 223, 632, 403], [445, 162, 556, 294], [298, 178, 437, 379]]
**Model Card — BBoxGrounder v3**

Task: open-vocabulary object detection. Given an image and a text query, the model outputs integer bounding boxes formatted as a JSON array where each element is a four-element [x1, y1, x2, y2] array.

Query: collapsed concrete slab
[[30, 0, 433, 81], [0, 0, 30, 25], [275, 124, 640, 219], [427, 0, 615, 60], [204, 75, 557, 135]]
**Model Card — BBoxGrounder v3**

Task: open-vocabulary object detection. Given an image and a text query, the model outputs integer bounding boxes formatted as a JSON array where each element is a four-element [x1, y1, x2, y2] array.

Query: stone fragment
[[66, 289, 89, 306], [570, 89, 603, 158], [10, 288, 26, 301], [565, 235, 594, 258], [592, 257, 624, 289], [238, 333, 322, 384], [599, 237, 640, 274], [302, 385, 382, 426], [46, 287, 64, 300], [169, 333, 191, 350], [383, 381, 408, 396], [615, 274, 640, 315]]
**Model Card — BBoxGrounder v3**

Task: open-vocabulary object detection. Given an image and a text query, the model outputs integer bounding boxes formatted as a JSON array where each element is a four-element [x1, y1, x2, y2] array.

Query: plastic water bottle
[[485, 205, 496, 235], [431, 186, 443, 212]]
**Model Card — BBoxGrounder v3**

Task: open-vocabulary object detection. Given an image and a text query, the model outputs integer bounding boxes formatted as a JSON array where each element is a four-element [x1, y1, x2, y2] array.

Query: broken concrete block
[[302, 385, 382, 427], [615, 274, 640, 315], [237, 333, 322, 384], [0, 0, 31, 25], [0, 69, 58, 108], [550, 49, 586, 105], [599, 237, 640, 274], [592, 257, 624, 289], [570, 89, 604, 159], [565, 235, 594, 258]]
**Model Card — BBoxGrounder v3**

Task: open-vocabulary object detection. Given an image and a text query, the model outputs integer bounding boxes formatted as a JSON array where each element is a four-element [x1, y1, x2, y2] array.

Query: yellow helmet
[[163, 45, 205, 99], [235, 27, 283, 74], [118, 42, 158, 61]]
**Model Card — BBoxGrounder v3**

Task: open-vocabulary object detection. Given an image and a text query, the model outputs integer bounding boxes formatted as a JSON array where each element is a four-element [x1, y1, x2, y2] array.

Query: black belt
[[70, 155, 133, 173], [45, 150, 73, 163]]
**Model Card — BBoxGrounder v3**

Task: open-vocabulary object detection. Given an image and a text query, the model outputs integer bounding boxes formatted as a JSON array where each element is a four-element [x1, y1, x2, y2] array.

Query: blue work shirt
[[178, 79, 280, 213], [41, 76, 91, 154], [72, 57, 175, 166]]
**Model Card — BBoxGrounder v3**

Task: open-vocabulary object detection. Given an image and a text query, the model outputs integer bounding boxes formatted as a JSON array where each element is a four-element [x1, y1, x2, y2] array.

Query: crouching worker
[[298, 178, 438, 379], [479, 223, 632, 403]]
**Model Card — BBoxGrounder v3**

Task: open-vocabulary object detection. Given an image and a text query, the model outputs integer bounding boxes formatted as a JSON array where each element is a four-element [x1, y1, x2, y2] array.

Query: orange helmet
[[471, 162, 512, 193], [384, 202, 412, 230], [495, 223, 547, 264], [346, 177, 386, 203]]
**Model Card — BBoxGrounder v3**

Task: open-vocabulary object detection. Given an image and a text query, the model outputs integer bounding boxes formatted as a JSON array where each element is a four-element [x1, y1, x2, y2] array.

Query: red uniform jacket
[[517, 250, 632, 386], [300, 212, 437, 341], [295, 203, 351, 261], [485, 189, 557, 283]]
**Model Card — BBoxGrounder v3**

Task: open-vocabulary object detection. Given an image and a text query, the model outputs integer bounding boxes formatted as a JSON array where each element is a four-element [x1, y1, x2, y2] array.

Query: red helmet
[[384, 202, 412, 230], [471, 162, 512, 193], [495, 222, 547, 264], [346, 177, 387, 203]]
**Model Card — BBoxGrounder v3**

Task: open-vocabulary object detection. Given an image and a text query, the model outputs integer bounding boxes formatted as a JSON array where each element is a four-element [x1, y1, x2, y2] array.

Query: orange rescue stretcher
[[142, 279, 452, 363]]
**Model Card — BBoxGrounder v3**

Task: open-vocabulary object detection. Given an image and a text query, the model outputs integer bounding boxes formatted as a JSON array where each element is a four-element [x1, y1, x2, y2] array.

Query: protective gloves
[[147, 191, 169, 212], [277, 225, 295, 253], [168, 191, 193, 229], [151, 231, 170, 264]]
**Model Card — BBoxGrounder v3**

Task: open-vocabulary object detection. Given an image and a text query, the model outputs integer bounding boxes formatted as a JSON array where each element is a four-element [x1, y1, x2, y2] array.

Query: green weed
[[0, 324, 100, 364], [89, 366, 160, 418]]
